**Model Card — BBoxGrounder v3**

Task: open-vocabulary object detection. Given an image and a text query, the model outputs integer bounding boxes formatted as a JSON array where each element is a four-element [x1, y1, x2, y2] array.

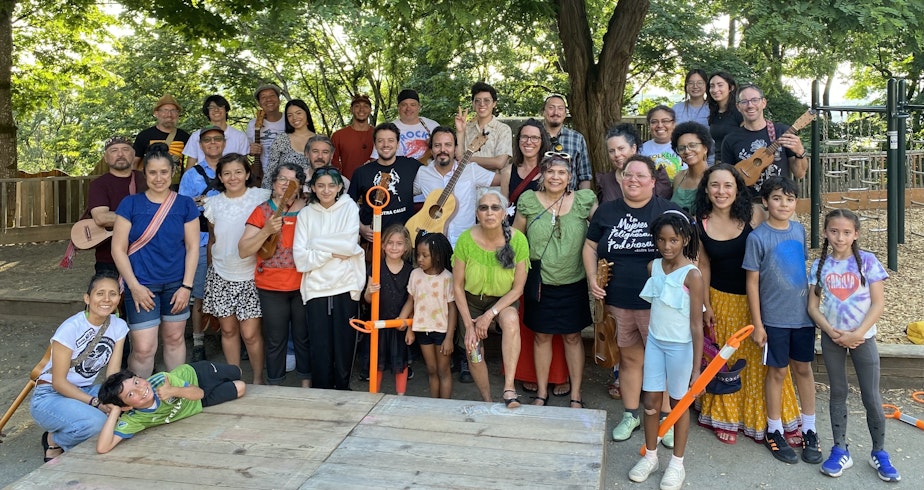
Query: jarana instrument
[[593, 258, 620, 368], [257, 179, 299, 260], [734, 109, 817, 186]]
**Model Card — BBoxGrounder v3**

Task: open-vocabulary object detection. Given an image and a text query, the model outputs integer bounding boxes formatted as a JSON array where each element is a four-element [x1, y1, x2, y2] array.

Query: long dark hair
[[214, 153, 252, 193], [707, 71, 738, 125], [417, 232, 453, 273], [694, 164, 752, 224], [512, 118, 550, 167], [284, 99, 317, 133], [814, 209, 866, 297]]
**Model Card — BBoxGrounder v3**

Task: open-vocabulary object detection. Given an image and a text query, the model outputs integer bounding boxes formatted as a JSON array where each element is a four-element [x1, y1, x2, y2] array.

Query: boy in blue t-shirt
[[743, 176, 821, 466]]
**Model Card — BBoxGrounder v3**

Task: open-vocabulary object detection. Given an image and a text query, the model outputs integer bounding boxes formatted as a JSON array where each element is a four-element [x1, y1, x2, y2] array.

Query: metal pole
[[886, 78, 899, 270], [810, 80, 822, 248], [897, 79, 908, 243]]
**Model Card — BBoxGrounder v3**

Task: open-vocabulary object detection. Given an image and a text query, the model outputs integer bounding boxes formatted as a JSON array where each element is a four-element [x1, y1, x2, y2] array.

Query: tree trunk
[[0, 0, 16, 226], [556, 0, 649, 177], [728, 16, 736, 48]]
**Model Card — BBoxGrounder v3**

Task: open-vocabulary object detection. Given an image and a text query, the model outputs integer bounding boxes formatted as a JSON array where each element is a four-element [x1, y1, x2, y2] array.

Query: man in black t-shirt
[[132, 94, 191, 171]]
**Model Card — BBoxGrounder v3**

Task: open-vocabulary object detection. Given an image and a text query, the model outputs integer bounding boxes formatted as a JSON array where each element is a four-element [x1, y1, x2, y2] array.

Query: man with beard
[[720, 84, 808, 199], [349, 123, 421, 243], [455, 82, 512, 171], [414, 126, 498, 247], [542, 94, 591, 190], [87, 136, 147, 274], [305, 134, 350, 192], [133, 94, 190, 171], [247, 84, 287, 184], [332, 94, 374, 180]]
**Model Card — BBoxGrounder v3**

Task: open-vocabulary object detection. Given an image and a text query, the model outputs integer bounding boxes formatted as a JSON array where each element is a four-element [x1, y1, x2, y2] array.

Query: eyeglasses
[[519, 135, 542, 143], [477, 204, 504, 212], [206, 105, 225, 112], [737, 97, 764, 106], [649, 118, 674, 126], [544, 151, 571, 160], [201, 136, 225, 143], [473, 97, 494, 106], [676, 142, 703, 153], [622, 172, 652, 181], [687, 80, 705, 87], [275, 176, 292, 184]]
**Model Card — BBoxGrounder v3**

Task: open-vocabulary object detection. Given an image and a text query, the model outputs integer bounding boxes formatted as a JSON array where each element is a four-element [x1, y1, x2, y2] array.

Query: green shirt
[[113, 364, 202, 439], [519, 189, 596, 285], [453, 227, 529, 297]]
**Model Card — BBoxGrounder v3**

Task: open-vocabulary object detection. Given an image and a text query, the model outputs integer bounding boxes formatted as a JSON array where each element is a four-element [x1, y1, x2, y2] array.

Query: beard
[[435, 152, 452, 166], [108, 157, 132, 171]]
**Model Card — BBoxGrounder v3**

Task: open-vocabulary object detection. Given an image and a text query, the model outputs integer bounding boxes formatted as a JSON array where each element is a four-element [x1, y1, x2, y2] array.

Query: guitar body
[[593, 259, 620, 368], [733, 109, 817, 187], [70, 219, 112, 249], [258, 180, 298, 260], [405, 191, 457, 245]]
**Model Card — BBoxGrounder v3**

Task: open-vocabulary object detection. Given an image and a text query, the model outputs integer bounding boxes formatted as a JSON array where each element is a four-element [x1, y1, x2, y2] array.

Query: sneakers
[[612, 412, 641, 441], [801, 430, 823, 463], [820, 446, 853, 477], [764, 430, 798, 464], [191, 345, 207, 362], [628, 455, 659, 482], [660, 419, 674, 449], [459, 359, 473, 383], [869, 450, 901, 482], [660, 464, 685, 490]]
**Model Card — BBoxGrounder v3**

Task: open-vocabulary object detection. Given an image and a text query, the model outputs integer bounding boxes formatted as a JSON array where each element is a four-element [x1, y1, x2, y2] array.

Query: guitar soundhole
[[752, 157, 763, 167], [428, 205, 443, 219]]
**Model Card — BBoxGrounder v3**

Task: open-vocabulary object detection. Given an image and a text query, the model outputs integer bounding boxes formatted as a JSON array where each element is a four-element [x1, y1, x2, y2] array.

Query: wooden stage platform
[[9, 385, 606, 489]]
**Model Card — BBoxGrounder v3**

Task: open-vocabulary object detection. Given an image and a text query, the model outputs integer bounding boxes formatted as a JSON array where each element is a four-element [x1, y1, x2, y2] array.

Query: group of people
[[30, 76, 899, 487]]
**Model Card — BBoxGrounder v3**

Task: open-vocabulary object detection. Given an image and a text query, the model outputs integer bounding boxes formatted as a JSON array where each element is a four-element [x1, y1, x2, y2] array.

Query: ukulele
[[253, 109, 265, 150], [70, 219, 112, 249], [404, 131, 489, 245], [734, 109, 817, 186], [257, 179, 299, 260], [250, 109, 265, 186], [592, 259, 620, 368]]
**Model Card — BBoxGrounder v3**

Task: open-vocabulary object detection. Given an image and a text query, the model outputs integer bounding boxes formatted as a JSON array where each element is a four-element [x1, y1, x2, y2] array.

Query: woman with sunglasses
[[640, 106, 683, 182], [513, 153, 597, 408], [293, 166, 364, 390], [584, 155, 683, 443], [669, 122, 712, 214], [239, 163, 310, 386], [598, 123, 672, 203], [453, 188, 529, 408]]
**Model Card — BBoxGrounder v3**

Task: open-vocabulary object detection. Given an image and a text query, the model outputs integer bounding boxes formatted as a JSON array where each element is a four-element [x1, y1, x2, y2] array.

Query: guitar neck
[[436, 149, 474, 206]]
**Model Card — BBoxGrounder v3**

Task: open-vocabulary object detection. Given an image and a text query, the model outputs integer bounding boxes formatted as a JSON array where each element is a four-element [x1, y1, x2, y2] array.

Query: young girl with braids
[[807, 209, 899, 482]]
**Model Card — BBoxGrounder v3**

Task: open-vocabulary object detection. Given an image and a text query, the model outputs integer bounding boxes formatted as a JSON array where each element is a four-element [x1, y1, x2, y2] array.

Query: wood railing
[[1, 176, 93, 244]]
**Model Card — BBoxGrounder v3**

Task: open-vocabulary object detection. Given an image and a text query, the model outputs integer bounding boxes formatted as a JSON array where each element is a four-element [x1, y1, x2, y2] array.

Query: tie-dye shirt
[[808, 250, 888, 339]]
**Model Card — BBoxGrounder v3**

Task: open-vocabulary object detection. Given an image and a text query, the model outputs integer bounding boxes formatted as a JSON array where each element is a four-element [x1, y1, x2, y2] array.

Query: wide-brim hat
[[706, 358, 747, 395], [154, 94, 182, 112]]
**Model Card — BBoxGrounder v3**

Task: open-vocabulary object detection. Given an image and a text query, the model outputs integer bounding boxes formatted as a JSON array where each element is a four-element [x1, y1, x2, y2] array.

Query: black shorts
[[190, 361, 242, 407], [416, 331, 447, 346], [764, 326, 815, 367]]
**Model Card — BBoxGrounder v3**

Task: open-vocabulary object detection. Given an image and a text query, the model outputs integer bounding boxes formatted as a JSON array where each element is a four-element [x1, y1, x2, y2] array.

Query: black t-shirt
[[586, 196, 681, 309], [348, 157, 421, 231], [709, 107, 744, 154], [86, 171, 148, 264], [720, 122, 795, 198], [133, 126, 191, 164]]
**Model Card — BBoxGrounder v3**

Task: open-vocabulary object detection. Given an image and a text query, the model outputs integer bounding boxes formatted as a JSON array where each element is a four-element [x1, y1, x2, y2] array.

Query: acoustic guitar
[[734, 109, 817, 186], [257, 179, 299, 260], [592, 259, 620, 368], [404, 131, 489, 245], [70, 218, 112, 249], [0, 344, 52, 437]]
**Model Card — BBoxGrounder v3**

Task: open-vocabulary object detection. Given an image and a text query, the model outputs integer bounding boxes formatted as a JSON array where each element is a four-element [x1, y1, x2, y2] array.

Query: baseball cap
[[397, 89, 419, 104], [351, 94, 372, 106]]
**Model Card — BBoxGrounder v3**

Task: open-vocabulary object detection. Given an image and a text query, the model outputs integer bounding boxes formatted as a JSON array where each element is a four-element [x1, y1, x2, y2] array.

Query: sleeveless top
[[640, 259, 697, 343], [368, 260, 412, 319], [698, 219, 752, 295], [506, 165, 540, 222]]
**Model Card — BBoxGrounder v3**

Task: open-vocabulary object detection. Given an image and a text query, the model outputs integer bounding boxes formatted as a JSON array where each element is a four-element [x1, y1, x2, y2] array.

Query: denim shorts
[[642, 335, 694, 400], [123, 280, 191, 330]]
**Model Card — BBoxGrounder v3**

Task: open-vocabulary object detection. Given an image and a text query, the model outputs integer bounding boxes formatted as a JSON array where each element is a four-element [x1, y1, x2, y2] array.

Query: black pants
[[306, 292, 358, 390], [259, 288, 309, 384]]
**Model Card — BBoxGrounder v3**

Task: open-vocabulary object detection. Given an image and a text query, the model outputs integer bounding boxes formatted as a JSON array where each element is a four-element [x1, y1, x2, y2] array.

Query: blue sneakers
[[869, 450, 901, 482], [820, 446, 853, 477]]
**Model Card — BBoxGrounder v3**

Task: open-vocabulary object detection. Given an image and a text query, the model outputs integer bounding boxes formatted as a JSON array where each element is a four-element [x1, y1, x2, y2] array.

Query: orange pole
[[641, 324, 754, 455], [363, 186, 390, 393]]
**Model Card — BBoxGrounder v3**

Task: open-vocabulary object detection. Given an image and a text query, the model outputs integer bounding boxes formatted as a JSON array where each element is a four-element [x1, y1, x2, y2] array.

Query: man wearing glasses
[[541, 94, 592, 190], [132, 94, 190, 171], [720, 84, 808, 198], [182, 95, 250, 170], [454, 82, 513, 171]]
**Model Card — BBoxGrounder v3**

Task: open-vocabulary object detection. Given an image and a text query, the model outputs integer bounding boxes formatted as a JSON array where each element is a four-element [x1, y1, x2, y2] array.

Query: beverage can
[[469, 341, 483, 364]]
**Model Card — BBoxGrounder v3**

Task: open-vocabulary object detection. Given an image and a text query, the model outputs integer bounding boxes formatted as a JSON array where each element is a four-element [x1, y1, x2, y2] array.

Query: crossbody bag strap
[[70, 315, 111, 368], [128, 191, 177, 256], [510, 165, 542, 204]]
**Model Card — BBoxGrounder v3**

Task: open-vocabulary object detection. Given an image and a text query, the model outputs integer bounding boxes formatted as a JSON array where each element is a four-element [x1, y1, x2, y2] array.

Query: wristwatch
[[491, 307, 499, 317]]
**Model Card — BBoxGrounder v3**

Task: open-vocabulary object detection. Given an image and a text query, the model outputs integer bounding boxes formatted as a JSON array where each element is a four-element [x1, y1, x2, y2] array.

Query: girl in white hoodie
[[294, 166, 365, 390]]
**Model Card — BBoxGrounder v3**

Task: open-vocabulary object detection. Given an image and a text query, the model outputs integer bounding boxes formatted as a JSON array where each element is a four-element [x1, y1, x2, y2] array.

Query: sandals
[[784, 430, 803, 448], [569, 399, 586, 409], [532, 395, 548, 406], [715, 428, 738, 445], [41, 432, 63, 463], [552, 380, 571, 397], [503, 389, 521, 409], [522, 382, 539, 393], [607, 380, 622, 400]]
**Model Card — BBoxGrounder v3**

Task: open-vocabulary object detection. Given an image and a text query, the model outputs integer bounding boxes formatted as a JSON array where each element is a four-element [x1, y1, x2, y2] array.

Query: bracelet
[[181, 284, 193, 291], [795, 151, 806, 159]]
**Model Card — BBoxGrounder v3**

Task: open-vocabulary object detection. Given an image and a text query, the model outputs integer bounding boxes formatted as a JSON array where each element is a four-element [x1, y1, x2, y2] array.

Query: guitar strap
[[765, 120, 776, 142], [510, 165, 542, 205]]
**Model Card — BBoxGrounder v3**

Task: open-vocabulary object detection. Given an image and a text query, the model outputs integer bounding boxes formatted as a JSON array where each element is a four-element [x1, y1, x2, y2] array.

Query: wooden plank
[[0, 224, 72, 244], [6, 470, 212, 490]]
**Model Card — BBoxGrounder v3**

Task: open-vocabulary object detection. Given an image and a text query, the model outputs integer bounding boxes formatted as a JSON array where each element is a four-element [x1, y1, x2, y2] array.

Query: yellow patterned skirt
[[696, 288, 801, 441]]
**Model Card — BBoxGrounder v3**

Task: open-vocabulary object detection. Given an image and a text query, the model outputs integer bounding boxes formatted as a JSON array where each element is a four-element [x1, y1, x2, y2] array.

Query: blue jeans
[[30, 384, 106, 451]]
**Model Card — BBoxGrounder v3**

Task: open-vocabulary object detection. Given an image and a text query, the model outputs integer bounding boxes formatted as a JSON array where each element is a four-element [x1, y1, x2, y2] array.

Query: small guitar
[[70, 219, 112, 249], [734, 109, 817, 186], [258, 179, 299, 260], [405, 131, 489, 245], [593, 259, 620, 368], [250, 109, 265, 186]]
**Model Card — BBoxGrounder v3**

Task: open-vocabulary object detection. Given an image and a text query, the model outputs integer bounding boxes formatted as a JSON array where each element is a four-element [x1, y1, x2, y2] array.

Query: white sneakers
[[629, 455, 685, 490]]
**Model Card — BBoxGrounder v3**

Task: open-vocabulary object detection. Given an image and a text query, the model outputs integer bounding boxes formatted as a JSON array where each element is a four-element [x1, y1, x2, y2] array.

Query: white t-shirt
[[246, 116, 287, 171], [37, 312, 129, 387], [371, 116, 439, 161], [204, 187, 271, 281], [414, 161, 495, 247], [182, 126, 250, 162]]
